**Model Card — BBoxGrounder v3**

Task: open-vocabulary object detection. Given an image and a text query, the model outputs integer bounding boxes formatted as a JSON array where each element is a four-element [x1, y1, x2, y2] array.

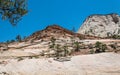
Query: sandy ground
[[0, 52, 120, 75]]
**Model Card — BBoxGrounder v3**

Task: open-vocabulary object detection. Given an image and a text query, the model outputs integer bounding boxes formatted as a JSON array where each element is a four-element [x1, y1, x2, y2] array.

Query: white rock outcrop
[[0, 53, 120, 75], [78, 13, 120, 37]]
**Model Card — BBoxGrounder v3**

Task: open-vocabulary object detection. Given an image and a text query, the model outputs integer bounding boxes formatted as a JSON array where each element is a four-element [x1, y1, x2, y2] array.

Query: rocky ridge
[[25, 25, 99, 42]]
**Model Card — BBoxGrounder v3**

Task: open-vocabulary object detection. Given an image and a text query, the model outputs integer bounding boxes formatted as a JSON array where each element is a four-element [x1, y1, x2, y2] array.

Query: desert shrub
[[49, 45, 54, 48], [79, 35, 85, 40], [63, 45, 69, 57], [49, 37, 72, 58], [73, 41, 80, 52], [90, 49, 94, 54], [95, 41, 107, 53], [88, 44, 94, 49], [90, 29, 93, 33], [70, 37, 75, 45], [95, 41, 102, 49], [95, 48, 101, 53], [109, 43, 117, 50], [54, 44, 62, 58], [6, 39, 15, 44], [49, 43, 72, 59], [111, 35, 120, 39], [50, 37, 56, 48], [16, 35, 22, 42], [101, 44, 107, 52], [112, 15, 119, 23]]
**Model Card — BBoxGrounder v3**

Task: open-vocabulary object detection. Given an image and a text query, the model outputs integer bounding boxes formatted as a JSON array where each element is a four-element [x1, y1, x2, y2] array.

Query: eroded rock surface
[[0, 53, 120, 75], [78, 13, 120, 37]]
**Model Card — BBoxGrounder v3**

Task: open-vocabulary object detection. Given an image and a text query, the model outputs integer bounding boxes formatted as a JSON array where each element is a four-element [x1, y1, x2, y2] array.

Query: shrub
[[63, 45, 69, 57], [16, 35, 22, 42], [78, 35, 85, 40], [88, 44, 94, 49], [101, 44, 107, 52], [95, 41, 102, 49], [95, 41, 107, 53], [50, 37, 56, 48], [109, 43, 117, 50], [111, 35, 120, 39], [90, 49, 94, 54], [54, 44, 62, 58], [73, 41, 80, 52]]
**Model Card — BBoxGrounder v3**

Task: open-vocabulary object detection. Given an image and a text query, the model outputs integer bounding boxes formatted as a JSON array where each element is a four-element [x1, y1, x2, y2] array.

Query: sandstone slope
[[78, 13, 120, 37], [0, 53, 120, 75]]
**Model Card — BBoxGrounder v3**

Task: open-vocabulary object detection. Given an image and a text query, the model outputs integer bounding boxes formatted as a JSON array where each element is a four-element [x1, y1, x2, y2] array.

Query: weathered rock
[[0, 44, 8, 51], [78, 13, 120, 37]]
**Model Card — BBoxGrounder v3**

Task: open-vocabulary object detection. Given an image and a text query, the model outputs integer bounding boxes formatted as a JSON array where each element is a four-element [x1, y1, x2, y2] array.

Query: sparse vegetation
[[88, 44, 94, 49], [16, 35, 22, 42], [111, 35, 120, 39], [49, 38, 72, 59], [78, 35, 85, 40], [90, 49, 94, 54], [55, 44, 61, 58], [63, 45, 69, 57], [95, 41, 102, 49], [111, 14, 119, 23], [70, 37, 75, 45], [49, 37, 56, 48], [30, 40, 34, 43], [73, 41, 80, 52], [71, 26, 76, 32], [101, 44, 107, 52], [109, 43, 117, 50], [6, 39, 15, 44], [95, 41, 107, 53]]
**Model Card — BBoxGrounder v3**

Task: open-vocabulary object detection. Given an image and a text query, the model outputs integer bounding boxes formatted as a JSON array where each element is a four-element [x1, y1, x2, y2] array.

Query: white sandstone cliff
[[78, 13, 120, 37]]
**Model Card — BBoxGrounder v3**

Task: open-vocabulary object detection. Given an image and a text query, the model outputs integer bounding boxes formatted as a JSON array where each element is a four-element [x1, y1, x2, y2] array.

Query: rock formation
[[25, 25, 99, 41], [78, 13, 120, 37]]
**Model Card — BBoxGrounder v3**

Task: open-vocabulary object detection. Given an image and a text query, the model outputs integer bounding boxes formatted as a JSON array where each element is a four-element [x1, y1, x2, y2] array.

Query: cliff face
[[78, 13, 120, 37]]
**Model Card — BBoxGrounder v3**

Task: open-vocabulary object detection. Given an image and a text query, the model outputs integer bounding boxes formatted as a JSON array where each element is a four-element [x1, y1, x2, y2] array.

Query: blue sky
[[0, 0, 120, 42]]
